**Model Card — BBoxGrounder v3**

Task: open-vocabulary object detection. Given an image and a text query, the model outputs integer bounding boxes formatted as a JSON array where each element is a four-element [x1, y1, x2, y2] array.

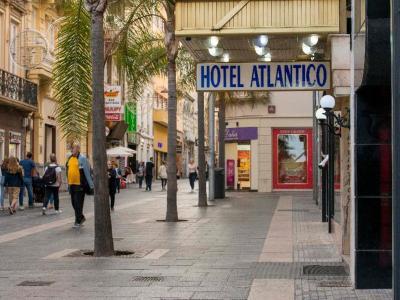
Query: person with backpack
[[42, 154, 62, 215]]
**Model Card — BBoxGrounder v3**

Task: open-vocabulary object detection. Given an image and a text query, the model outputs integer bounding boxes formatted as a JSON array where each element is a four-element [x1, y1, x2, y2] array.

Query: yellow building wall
[[176, 0, 340, 35], [153, 123, 168, 153]]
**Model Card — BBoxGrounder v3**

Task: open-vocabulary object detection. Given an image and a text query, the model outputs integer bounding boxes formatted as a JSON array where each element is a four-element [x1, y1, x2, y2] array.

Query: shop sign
[[226, 159, 235, 188], [105, 85, 122, 120], [105, 113, 122, 121], [9, 131, 21, 144], [197, 62, 330, 91], [0, 130, 4, 142], [225, 127, 258, 141]]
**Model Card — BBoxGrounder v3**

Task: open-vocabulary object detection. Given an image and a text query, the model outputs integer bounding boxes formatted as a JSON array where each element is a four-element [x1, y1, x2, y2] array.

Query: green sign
[[124, 103, 136, 132]]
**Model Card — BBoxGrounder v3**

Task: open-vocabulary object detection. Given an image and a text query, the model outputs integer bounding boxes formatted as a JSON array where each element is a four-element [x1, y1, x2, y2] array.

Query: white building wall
[[225, 91, 314, 192]]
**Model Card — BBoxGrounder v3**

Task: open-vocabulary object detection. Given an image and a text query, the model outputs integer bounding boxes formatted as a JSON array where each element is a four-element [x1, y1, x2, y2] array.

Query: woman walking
[[188, 159, 197, 193], [42, 154, 62, 215], [4, 157, 23, 215], [159, 161, 168, 191], [108, 161, 118, 211], [137, 162, 145, 188], [0, 158, 8, 211]]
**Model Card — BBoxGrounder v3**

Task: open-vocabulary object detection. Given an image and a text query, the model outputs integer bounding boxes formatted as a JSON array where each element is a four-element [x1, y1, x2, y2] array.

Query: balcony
[[153, 109, 168, 126], [0, 69, 38, 111]]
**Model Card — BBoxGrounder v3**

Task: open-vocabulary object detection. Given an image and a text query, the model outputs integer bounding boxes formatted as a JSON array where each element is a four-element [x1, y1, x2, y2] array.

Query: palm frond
[[53, 0, 92, 141]]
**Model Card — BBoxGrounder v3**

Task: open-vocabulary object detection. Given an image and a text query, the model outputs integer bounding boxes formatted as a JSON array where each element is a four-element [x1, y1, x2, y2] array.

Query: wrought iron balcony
[[0, 69, 38, 108]]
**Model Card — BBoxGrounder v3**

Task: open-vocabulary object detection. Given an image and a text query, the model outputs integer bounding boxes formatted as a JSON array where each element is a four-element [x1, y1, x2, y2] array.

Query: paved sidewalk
[[0, 182, 393, 299]]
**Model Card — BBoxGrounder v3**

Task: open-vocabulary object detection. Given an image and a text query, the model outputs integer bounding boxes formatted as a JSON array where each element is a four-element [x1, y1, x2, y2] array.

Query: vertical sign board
[[197, 62, 330, 91], [105, 85, 122, 121], [226, 159, 235, 189]]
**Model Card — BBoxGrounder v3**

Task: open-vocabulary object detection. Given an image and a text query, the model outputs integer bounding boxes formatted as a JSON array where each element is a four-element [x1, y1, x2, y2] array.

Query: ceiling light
[[208, 47, 223, 57], [309, 34, 319, 46], [258, 53, 272, 62], [302, 43, 313, 55], [209, 36, 219, 48], [254, 45, 266, 56], [258, 35, 268, 47], [221, 52, 230, 62]]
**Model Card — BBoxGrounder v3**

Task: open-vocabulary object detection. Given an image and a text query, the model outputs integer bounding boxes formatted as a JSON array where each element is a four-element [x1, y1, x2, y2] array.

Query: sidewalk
[[0, 181, 393, 299]]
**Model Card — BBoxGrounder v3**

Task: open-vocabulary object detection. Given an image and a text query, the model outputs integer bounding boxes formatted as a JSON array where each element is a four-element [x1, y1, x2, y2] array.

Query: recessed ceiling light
[[209, 36, 219, 48], [309, 34, 319, 46], [208, 47, 223, 57], [221, 53, 230, 62], [258, 35, 268, 47], [254, 45, 267, 56]]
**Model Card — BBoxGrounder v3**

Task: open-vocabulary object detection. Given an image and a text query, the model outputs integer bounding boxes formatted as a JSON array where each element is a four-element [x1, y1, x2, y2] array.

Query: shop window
[[273, 128, 313, 189], [237, 144, 251, 190]]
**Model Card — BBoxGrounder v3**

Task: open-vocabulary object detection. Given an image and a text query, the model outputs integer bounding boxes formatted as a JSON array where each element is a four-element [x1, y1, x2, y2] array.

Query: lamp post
[[316, 95, 336, 233], [315, 107, 328, 223]]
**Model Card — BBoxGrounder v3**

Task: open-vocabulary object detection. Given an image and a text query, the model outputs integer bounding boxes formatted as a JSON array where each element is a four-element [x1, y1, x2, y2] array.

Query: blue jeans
[[0, 180, 4, 207], [19, 177, 34, 207]]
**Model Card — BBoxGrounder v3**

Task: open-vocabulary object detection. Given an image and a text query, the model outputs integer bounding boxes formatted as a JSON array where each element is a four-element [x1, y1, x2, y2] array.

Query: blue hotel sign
[[196, 62, 330, 91]]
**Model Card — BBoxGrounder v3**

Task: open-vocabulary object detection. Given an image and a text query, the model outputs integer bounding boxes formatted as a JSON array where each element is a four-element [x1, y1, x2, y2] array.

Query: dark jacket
[[4, 169, 23, 187], [108, 168, 117, 195]]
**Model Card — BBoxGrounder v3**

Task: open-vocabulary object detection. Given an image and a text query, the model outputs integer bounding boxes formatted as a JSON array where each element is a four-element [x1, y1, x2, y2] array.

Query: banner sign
[[197, 62, 330, 91], [225, 127, 258, 141], [105, 85, 122, 121], [226, 159, 235, 188]]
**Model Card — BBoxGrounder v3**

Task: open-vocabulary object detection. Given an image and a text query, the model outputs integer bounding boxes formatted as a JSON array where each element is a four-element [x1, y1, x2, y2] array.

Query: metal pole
[[328, 111, 335, 234], [208, 93, 215, 201], [313, 91, 319, 206], [391, 0, 400, 296], [321, 119, 328, 223]]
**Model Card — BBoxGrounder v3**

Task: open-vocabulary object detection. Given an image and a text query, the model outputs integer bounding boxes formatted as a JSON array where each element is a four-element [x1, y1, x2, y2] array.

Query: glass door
[[237, 144, 251, 190], [273, 128, 313, 189]]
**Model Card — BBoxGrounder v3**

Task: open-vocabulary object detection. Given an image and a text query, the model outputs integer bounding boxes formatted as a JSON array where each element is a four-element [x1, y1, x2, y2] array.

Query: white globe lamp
[[320, 95, 335, 110], [315, 108, 327, 121]]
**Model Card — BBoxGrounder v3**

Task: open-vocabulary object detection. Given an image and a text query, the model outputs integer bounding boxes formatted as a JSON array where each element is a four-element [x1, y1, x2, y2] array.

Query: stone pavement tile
[[258, 251, 292, 262], [248, 279, 294, 300]]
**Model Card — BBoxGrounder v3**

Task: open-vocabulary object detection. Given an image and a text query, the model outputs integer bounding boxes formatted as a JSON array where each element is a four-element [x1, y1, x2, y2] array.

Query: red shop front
[[272, 128, 313, 190]]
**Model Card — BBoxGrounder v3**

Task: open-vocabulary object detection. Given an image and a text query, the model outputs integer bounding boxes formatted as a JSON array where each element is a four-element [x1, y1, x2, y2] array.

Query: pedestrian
[[4, 157, 23, 215], [145, 157, 154, 191], [66, 144, 94, 228], [158, 161, 167, 191], [188, 159, 197, 192], [107, 161, 117, 211], [114, 162, 121, 193], [0, 158, 9, 211], [137, 162, 144, 188], [19, 152, 36, 210], [42, 154, 62, 215]]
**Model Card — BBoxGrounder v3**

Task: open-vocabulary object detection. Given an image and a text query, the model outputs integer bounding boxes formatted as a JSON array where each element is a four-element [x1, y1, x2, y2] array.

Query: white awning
[[106, 146, 136, 157]]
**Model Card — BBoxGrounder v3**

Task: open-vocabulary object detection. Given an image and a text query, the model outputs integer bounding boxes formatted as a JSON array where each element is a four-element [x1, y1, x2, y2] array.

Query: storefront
[[225, 127, 258, 191], [153, 122, 168, 178]]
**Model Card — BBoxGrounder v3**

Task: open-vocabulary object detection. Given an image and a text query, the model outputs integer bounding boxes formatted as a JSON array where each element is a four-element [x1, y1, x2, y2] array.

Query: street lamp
[[315, 106, 329, 225]]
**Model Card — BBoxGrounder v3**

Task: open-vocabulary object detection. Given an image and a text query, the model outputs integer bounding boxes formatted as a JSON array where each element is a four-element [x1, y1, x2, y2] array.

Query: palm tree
[[163, 0, 179, 221], [84, 0, 114, 256]]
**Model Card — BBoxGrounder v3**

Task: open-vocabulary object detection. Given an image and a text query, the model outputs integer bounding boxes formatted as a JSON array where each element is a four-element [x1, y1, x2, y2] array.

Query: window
[[0, 130, 5, 162], [0, 12, 4, 69], [9, 21, 19, 74], [9, 131, 22, 159]]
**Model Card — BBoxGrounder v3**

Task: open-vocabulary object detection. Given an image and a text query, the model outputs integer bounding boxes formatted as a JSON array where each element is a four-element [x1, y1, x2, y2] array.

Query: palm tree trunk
[[197, 92, 207, 206], [88, 1, 114, 256], [218, 97, 226, 169], [165, 2, 178, 222]]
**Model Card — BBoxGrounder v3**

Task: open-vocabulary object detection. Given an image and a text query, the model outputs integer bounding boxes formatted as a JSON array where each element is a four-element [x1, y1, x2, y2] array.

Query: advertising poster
[[226, 159, 235, 188]]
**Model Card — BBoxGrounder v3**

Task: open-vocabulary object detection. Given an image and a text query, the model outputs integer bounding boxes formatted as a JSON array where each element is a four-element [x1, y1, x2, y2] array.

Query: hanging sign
[[197, 62, 330, 91], [105, 85, 122, 121]]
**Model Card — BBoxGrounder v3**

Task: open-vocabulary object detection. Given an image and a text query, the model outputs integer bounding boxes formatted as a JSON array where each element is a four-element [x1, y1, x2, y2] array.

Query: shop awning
[[107, 146, 136, 157]]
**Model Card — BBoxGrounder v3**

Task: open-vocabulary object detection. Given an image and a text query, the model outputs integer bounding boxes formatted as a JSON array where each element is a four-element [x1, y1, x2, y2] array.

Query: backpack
[[43, 166, 57, 186]]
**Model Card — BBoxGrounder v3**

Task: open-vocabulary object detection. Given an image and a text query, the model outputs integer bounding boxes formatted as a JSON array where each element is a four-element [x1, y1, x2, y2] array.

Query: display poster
[[105, 85, 122, 121], [226, 159, 235, 188]]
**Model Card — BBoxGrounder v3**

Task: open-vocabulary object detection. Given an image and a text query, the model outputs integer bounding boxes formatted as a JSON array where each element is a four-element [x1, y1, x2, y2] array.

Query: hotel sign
[[197, 62, 330, 91]]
